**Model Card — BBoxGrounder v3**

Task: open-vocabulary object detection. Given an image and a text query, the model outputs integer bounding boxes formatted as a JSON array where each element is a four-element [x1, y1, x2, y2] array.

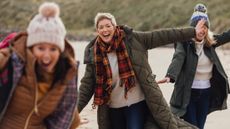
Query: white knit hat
[[27, 2, 66, 52]]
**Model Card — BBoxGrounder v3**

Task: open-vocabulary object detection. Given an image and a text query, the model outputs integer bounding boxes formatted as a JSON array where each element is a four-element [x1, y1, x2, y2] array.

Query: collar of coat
[[83, 25, 133, 64], [187, 39, 212, 54]]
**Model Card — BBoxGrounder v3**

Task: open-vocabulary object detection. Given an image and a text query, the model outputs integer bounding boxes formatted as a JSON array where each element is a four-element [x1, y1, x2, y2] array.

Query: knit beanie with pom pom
[[190, 3, 210, 28], [27, 2, 66, 52]]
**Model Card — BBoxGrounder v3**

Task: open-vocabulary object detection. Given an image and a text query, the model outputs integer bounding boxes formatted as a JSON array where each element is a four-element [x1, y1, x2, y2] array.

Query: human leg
[[125, 100, 148, 129], [109, 106, 126, 129]]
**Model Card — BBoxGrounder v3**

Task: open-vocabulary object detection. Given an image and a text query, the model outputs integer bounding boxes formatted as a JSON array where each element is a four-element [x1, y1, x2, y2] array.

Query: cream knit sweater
[[107, 52, 145, 108], [194, 40, 213, 81]]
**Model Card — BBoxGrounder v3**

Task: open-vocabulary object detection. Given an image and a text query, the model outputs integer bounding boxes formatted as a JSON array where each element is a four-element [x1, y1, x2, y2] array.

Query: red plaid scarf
[[93, 27, 136, 106], [0, 32, 17, 86]]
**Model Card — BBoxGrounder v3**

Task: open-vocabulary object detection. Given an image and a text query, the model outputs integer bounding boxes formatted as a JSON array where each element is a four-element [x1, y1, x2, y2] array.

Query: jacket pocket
[[146, 73, 156, 83]]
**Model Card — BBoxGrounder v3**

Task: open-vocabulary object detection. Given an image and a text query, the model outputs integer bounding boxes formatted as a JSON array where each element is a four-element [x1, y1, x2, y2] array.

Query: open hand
[[157, 77, 170, 84], [80, 118, 89, 125], [195, 19, 206, 40]]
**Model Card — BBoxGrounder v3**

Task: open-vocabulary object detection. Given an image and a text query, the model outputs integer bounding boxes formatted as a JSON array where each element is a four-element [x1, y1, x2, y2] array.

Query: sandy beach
[[71, 41, 230, 129]]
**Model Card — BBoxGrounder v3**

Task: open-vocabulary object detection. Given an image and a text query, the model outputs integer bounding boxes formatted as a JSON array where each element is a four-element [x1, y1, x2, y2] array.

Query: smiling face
[[31, 43, 61, 73], [196, 25, 208, 41], [96, 18, 116, 43]]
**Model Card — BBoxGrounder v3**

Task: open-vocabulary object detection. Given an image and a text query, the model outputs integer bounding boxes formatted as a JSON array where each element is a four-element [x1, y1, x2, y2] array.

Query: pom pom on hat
[[39, 2, 60, 17], [190, 3, 210, 28], [194, 3, 207, 13], [27, 2, 66, 52]]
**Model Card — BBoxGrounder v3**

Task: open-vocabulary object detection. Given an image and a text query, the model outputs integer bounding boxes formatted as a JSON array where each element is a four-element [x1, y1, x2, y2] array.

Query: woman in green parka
[[77, 12, 205, 129], [157, 4, 230, 129]]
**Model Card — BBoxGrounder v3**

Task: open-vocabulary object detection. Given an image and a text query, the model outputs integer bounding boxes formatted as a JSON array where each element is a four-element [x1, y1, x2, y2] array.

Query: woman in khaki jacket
[[77, 12, 205, 129], [0, 2, 80, 129]]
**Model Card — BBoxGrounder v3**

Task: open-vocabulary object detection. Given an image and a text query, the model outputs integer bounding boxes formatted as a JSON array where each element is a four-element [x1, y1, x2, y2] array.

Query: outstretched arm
[[214, 29, 230, 47], [77, 64, 95, 113], [157, 42, 186, 84], [133, 19, 205, 49]]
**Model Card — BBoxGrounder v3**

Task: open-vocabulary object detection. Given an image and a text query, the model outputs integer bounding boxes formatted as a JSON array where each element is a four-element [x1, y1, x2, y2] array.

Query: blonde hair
[[205, 30, 216, 47], [94, 13, 117, 29]]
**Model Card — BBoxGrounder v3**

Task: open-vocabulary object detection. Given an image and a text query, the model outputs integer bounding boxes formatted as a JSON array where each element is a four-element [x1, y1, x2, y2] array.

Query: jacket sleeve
[[0, 48, 10, 71], [132, 27, 195, 50], [214, 29, 230, 47], [77, 64, 95, 113], [166, 42, 186, 83]]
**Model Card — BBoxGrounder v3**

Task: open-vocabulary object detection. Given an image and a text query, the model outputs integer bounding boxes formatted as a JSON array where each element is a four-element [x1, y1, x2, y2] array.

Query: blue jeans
[[109, 100, 149, 129], [182, 88, 210, 129]]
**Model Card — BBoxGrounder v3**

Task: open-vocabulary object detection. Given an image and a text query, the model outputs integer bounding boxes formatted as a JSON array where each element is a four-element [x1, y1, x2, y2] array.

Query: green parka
[[166, 30, 230, 117], [78, 25, 199, 129]]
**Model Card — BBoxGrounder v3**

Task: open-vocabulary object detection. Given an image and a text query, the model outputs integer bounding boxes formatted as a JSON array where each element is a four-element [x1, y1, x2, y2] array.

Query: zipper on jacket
[[23, 83, 39, 129], [23, 90, 39, 129], [23, 109, 34, 129], [23, 59, 40, 129], [23, 90, 51, 129]]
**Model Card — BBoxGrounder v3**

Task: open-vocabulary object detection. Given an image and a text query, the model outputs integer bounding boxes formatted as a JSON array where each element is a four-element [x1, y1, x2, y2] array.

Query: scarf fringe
[[120, 77, 136, 99]]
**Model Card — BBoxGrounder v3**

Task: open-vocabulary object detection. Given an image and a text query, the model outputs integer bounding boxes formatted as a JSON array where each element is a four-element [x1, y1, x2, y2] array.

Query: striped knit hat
[[190, 3, 210, 28]]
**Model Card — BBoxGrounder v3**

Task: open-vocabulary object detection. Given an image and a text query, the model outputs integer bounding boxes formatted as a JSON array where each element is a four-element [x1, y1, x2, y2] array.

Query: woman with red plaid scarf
[[77, 12, 205, 129]]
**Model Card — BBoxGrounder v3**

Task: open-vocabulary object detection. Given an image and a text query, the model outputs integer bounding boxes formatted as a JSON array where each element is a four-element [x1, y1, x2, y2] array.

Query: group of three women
[[0, 1, 229, 129]]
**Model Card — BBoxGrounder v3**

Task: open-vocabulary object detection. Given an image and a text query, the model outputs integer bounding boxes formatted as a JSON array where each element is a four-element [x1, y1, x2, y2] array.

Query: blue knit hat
[[190, 3, 210, 28]]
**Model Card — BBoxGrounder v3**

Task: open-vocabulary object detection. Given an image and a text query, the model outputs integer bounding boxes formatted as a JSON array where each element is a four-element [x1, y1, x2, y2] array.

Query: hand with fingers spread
[[195, 19, 206, 41]]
